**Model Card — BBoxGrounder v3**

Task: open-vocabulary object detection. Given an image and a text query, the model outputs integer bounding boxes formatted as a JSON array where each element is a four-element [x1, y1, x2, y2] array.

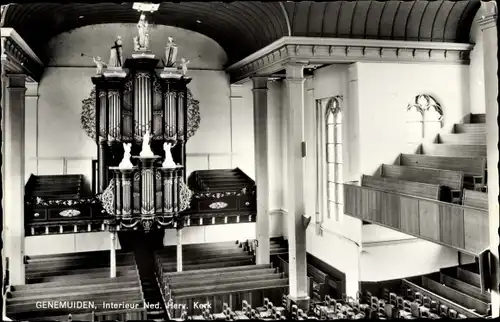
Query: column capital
[[479, 0, 498, 30], [230, 84, 244, 98], [251, 76, 269, 91], [284, 62, 307, 81], [6, 73, 26, 88]]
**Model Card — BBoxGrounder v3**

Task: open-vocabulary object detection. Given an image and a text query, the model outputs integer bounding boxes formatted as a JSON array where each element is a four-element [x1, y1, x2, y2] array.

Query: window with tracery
[[316, 96, 343, 221], [406, 94, 443, 146]]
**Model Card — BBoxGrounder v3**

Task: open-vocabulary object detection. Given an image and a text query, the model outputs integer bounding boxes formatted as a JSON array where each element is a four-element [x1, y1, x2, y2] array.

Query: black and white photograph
[[0, 0, 498, 320]]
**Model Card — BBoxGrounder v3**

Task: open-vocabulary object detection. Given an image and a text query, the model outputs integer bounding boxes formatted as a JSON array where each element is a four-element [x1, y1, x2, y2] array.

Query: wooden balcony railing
[[343, 182, 489, 256]]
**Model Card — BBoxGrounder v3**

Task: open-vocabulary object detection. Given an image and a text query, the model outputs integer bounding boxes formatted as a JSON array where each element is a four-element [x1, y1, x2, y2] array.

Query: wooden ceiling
[[2, 1, 480, 65]]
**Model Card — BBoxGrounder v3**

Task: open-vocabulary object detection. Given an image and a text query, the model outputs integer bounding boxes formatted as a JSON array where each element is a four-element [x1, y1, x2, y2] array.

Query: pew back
[[400, 154, 486, 178], [381, 164, 463, 191], [361, 175, 441, 200], [462, 190, 488, 209]]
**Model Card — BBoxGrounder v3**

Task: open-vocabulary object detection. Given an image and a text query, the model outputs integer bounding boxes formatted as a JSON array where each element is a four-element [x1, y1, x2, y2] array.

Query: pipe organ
[[93, 57, 192, 231]]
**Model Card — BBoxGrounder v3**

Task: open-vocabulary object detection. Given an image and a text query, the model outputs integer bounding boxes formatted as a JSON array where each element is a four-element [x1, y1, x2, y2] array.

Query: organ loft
[[0, 1, 498, 321]]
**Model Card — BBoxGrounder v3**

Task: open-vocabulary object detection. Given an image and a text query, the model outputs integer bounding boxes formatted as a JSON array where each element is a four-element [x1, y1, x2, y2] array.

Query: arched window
[[324, 97, 343, 221], [406, 94, 443, 146]]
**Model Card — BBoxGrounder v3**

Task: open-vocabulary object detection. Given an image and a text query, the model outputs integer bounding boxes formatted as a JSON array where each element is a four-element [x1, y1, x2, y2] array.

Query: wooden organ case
[[94, 57, 192, 231]]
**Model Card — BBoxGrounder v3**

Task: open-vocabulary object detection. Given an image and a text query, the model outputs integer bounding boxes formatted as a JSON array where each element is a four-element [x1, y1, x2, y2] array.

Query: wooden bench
[[381, 164, 463, 202], [165, 264, 272, 280], [462, 189, 488, 209], [457, 266, 482, 288], [156, 249, 248, 260], [400, 154, 486, 190], [470, 114, 486, 124], [438, 133, 486, 145], [26, 255, 135, 273], [421, 275, 490, 315], [454, 123, 486, 134], [402, 279, 482, 318], [361, 175, 442, 200], [25, 265, 138, 284], [162, 258, 254, 272], [439, 271, 490, 303], [422, 143, 487, 158]]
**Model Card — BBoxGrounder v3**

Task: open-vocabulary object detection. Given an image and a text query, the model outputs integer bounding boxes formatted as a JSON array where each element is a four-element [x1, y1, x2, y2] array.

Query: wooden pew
[[439, 271, 491, 303], [454, 123, 486, 134], [400, 154, 486, 190], [462, 189, 488, 209], [162, 258, 254, 272], [457, 266, 482, 288], [381, 164, 463, 202], [166, 264, 272, 279], [438, 133, 486, 145], [402, 279, 482, 318], [400, 154, 486, 177], [381, 164, 463, 191], [361, 175, 442, 200], [422, 143, 487, 158], [421, 275, 490, 315]]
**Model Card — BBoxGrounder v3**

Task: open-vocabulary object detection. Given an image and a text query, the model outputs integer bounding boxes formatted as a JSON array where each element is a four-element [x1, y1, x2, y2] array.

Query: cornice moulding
[[227, 36, 473, 83], [1, 27, 44, 81]]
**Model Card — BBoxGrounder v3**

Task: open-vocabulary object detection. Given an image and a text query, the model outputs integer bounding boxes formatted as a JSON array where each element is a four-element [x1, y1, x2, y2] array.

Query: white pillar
[[284, 63, 309, 309], [4, 74, 27, 285], [110, 231, 116, 278], [176, 229, 183, 272], [24, 83, 39, 182], [252, 76, 271, 265], [479, 1, 499, 317]]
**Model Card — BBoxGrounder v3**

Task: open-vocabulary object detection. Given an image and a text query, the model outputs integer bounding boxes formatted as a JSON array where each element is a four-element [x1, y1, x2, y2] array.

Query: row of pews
[[363, 113, 488, 205], [154, 241, 289, 318], [5, 251, 147, 321], [402, 263, 490, 318], [345, 113, 489, 255]]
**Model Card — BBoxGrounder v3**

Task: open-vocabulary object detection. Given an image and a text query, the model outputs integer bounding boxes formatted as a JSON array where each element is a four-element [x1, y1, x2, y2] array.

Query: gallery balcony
[[343, 182, 489, 257]]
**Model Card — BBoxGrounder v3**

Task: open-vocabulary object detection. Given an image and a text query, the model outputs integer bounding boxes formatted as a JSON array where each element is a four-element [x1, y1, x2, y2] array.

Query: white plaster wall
[[360, 239, 459, 281], [469, 8, 486, 114], [356, 62, 471, 176]]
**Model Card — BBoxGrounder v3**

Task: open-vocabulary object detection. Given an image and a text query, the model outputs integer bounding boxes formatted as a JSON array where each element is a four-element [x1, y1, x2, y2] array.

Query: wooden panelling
[[463, 189, 488, 209], [418, 201, 440, 241], [382, 193, 400, 229], [381, 164, 463, 190], [439, 205, 465, 249], [400, 154, 486, 177], [463, 208, 489, 254], [343, 183, 488, 255], [399, 197, 419, 235]]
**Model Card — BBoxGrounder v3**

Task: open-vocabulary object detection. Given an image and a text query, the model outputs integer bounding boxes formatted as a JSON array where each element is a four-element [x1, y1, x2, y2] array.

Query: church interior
[[1, 0, 499, 320]]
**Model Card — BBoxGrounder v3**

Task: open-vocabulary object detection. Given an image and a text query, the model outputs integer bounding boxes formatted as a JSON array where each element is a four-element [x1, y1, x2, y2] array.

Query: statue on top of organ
[[89, 11, 194, 231]]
